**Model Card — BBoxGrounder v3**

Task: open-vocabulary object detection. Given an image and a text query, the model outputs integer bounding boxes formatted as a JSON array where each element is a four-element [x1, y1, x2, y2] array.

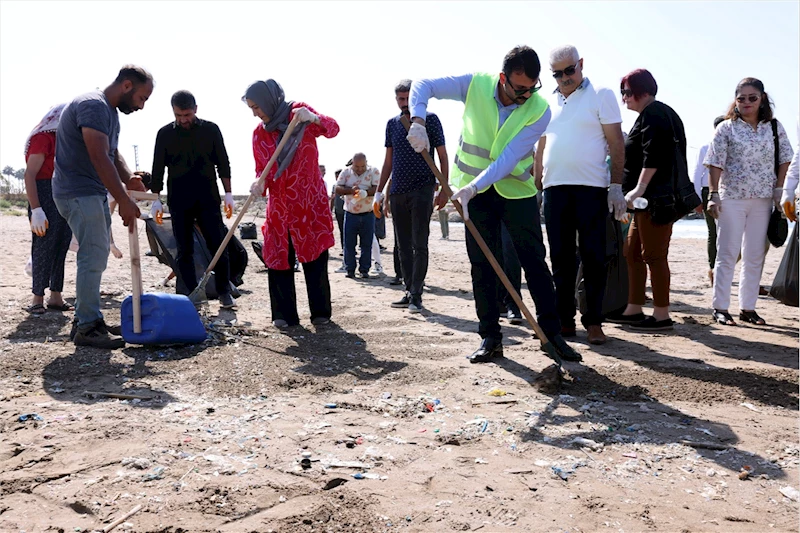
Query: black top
[[623, 101, 686, 196], [151, 118, 231, 203]]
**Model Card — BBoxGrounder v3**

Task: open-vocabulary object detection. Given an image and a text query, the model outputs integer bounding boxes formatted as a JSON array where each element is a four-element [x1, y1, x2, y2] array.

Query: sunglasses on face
[[505, 77, 542, 97], [736, 95, 760, 103], [552, 63, 579, 79], [620, 89, 634, 98]]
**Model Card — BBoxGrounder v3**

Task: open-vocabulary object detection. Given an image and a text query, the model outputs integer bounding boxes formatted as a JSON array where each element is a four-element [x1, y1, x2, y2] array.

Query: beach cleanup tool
[[189, 115, 301, 305], [400, 116, 564, 390], [121, 190, 206, 344]]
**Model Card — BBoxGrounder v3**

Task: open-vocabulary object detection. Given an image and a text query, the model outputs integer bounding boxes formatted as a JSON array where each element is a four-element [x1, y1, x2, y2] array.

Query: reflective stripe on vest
[[450, 73, 548, 199]]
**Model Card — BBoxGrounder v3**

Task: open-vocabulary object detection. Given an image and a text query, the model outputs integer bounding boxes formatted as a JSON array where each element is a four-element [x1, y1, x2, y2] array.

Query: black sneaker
[[219, 293, 237, 309], [358, 272, 371, 279], [98, 320, 122, 336], [389, 277, 403, 286], [408, 296, 423, 313], [74, 324, 125, 349], [507, 308, 523, 325], [346, 271, 356, 279], [391, 293, 411, 308]]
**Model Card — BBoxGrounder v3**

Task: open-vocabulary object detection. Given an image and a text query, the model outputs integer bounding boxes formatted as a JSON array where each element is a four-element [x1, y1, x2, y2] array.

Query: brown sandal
[[739, 310, 766, 325]]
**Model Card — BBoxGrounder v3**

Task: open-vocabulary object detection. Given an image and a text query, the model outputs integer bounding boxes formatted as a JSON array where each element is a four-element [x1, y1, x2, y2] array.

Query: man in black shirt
[[150, 90, 236, 308]]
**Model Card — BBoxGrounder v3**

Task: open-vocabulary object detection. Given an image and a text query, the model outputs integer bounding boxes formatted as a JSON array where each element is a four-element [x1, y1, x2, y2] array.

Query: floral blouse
[[704, 117, 793, 200]]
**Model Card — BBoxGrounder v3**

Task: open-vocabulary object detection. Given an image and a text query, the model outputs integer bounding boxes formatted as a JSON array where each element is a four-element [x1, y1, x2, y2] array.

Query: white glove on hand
[[224, 192, 235, 218], [773, 187, 783, 209], [30, 207, 48, 237], [451, 183, 478, 221], [624, 183, 647, 207], [150, 199, 163, 219], [250, 179, 264, 196], [373, 191, 384, 208], [293, 107, 318, 123], [707, 192, 722, 220], [607, 184, 627, 221], [406, 122, 430, 153]]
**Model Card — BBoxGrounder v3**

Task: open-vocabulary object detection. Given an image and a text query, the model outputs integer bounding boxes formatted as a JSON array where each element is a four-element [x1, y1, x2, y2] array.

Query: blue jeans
[[54, 195, 111, 329], [343, 211, 374, 274]]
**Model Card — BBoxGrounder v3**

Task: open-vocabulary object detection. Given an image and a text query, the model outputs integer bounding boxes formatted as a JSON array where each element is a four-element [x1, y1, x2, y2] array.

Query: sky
[[1, 1, 798, 196]]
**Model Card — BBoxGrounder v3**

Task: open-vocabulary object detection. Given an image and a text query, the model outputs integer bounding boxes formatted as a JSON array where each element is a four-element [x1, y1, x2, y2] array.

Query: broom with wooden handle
[[400, 116, 565, 383], [189, 115, 301, 304]]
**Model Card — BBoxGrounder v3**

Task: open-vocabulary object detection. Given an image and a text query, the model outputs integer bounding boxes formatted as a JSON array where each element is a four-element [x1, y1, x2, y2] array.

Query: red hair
[[621, 69, 658, 99]]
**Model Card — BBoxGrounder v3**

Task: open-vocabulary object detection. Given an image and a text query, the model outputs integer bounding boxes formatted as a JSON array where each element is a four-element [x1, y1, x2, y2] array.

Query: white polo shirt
[[541, 78, 622, 189]]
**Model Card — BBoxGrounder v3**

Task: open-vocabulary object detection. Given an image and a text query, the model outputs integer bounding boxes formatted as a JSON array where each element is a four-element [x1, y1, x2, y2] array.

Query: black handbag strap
[[771, 118, 779, 177]]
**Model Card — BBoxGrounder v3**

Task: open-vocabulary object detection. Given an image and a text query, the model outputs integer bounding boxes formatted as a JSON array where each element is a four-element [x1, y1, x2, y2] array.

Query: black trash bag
[[239, 221, 258, 240], [769, 222, 798, 307], [144, 217, 248, 299], [576, 214, 628, 318]]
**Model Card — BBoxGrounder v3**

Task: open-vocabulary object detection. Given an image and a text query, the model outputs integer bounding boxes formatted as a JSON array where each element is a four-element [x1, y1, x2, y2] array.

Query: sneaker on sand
[[408, 296, 423, 313], [74, 324, 125, 349], [219, 293, 237, 309], [391, 293, 411, 308], [370, 263, 384, 276], [335, 265, 347, 273]]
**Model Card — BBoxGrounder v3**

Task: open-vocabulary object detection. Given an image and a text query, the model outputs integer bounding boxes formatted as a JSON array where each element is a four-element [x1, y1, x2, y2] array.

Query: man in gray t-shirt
[[53, 64, 155, 349]]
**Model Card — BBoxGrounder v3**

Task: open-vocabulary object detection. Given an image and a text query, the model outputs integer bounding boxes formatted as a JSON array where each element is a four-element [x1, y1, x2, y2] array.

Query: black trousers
[[170, 195, 231, 296], [496, 222, 522, 313], [29, 179, 72, 296], [543, 185, 608, 328], [335, 208, 345, 249], [390, 184, 434, 297], [701, 187, 717, 270], [466, 187, 560, 341], [268, 233, 331, 325]]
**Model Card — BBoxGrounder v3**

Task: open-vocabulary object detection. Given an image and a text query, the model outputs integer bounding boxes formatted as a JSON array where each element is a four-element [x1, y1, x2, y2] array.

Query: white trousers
[[712, 198, 772, 311], [372, 235, 382, 267]]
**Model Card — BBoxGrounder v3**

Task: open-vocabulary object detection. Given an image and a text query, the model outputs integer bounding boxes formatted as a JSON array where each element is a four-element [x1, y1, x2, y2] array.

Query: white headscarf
[[24, 104, 67, 157]]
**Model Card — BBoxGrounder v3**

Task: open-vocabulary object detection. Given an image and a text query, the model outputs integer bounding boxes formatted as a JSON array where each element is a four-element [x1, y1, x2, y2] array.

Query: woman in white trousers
[[705, 77, 793, 326]]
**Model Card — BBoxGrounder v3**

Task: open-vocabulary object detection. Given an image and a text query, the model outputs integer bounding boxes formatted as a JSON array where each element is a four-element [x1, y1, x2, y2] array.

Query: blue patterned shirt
[[385, 112, 445, 195]]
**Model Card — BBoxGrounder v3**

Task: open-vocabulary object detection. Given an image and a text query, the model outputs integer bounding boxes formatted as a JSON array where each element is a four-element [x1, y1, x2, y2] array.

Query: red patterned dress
[[252, 102, 339, 270]]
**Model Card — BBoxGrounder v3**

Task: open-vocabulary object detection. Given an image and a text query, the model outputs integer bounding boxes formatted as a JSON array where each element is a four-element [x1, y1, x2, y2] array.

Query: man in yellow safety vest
[[407, 45, 582, 364]]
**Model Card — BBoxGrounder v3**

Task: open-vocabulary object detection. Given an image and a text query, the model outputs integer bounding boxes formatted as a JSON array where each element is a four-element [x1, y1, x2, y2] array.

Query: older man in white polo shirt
[[534, 44, 626, 346]]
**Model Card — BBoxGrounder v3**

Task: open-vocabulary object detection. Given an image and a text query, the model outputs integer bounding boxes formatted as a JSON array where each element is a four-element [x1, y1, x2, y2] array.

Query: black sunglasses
[[506, 78, 542, 96], [620, 89, 634, 98], [736, 95, 760, 103], [552, 63, 579, 79]]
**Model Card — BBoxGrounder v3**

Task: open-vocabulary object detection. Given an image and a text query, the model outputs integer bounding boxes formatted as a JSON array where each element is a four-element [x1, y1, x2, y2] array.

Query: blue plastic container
[[121, 293, 207, 345]]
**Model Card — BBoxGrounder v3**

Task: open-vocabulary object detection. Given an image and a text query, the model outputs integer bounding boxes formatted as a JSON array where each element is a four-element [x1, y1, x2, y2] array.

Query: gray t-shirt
[[53, 90, 120, 199]]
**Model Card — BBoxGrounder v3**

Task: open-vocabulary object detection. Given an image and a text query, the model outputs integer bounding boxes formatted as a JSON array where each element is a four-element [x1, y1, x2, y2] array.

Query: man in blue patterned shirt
[[374, 80, 448, 313]]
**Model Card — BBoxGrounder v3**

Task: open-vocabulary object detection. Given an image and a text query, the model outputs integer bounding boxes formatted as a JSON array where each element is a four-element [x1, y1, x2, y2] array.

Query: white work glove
[[373, 191, 384, 209], [451, 183, 478, 221], [30, 207, 48, 237], [293, 107, 318, 123], [250, 179, 264, 196], [607, 184, 627, 221], [624, 183, 647, 208], [406, 122, 430, 153], [773, 187, 783, 209], [707, 191, 722, 220], [224, 192, 235, 219], [150, 199, 163, 219]]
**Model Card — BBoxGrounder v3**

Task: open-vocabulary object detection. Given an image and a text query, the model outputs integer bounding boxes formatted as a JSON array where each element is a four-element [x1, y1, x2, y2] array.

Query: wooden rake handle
[[400, 116, 552, 349], [201, 115, 302, 278]]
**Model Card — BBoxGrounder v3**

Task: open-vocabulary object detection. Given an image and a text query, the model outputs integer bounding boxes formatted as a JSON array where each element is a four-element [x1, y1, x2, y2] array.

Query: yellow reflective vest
[[451, 73, 548, 199]]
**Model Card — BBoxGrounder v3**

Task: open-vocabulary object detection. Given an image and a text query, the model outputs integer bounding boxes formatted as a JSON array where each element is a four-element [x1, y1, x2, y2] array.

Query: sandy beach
[[0, 204, 797, 532]]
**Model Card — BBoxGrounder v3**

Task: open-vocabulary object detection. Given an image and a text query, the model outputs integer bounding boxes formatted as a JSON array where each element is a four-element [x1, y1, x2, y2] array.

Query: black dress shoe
[[551, 334, 582, 362], [468, 338, 504, 364], [389, 277, 403, 285]]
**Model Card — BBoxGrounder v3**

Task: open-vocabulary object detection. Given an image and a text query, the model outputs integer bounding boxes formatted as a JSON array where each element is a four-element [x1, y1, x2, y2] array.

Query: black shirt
[[623, 101, 686, 196], [151, 118, 231, 203]]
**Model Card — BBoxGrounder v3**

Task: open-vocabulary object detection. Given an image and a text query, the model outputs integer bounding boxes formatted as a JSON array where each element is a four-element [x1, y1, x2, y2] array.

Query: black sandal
[[739, 310, 766, 325], [26, 303, 46, 315], [712, 310, 736, 326]]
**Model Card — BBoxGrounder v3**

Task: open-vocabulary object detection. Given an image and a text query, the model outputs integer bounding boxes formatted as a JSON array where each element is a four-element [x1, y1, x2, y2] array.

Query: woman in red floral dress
[[244, 79, 339, 328]]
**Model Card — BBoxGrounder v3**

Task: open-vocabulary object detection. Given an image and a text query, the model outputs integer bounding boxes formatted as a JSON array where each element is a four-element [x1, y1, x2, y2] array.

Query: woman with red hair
[[607, 69, 686, 332]]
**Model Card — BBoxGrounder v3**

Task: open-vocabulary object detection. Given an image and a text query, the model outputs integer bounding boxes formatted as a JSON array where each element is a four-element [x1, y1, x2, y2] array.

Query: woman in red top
[[244, 79, 339, 328], [24, 104, 74, 315]]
